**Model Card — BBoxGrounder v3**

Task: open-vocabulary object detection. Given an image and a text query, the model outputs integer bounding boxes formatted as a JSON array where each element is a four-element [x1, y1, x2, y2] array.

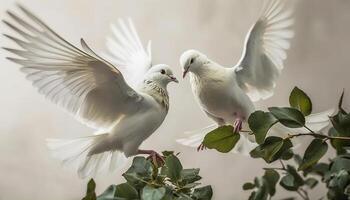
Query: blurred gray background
[[0, 0, 349, 199]]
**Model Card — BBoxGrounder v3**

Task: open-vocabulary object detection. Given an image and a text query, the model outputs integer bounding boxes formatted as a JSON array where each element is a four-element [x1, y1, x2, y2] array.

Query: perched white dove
[[177, 0, 333, 154], [3, 5, 178, 178]]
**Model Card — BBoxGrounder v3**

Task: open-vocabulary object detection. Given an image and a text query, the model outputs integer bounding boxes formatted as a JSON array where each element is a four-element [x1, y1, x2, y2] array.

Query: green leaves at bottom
[[244, 169, 280, 200], [203, 126, 240, 153], [82, 179, 96, 200], [165, 154, 183, 182], [280, 165, 304, 191], [298, 139, 328, 171], [250, 136, 293, 163], [192, 185, 213, 200], [115, 183, 138, 199], [97, 185, 116, 200], [142, 186, 166, 200]]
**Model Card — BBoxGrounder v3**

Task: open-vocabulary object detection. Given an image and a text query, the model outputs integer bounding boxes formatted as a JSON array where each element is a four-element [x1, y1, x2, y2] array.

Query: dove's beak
[[182, 68, 189, 78], [168, 74, 179, 83]]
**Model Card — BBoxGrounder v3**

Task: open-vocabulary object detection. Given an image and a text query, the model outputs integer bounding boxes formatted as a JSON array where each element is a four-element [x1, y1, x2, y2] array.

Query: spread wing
[[3, 5, 143, 130], [234, 0, 294, 101], [102, 18, 152, 88]]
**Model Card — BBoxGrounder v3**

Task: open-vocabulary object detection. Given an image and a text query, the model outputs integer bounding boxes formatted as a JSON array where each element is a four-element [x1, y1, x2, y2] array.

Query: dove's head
[[145, 64, 178, 87], [180, 49, 209, 78]]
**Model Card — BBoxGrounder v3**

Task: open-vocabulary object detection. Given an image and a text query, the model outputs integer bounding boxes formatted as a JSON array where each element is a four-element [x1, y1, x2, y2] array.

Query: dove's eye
[[160, 69, 166, 74], [190, 58, 194, 64]]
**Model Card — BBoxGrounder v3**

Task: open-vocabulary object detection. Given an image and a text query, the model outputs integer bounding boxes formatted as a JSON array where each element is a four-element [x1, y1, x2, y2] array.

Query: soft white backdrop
[[0, 0, 349, 199]]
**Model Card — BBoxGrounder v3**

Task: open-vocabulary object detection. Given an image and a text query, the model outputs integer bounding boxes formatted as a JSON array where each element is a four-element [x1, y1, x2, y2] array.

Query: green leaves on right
[[246, 87, 350, 200]]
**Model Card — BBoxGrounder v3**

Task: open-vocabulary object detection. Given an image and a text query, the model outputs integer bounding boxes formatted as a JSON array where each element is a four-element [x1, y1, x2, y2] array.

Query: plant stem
[[303, 125, 316, 134], [279, 160, 286, 170], [287, 132, 350, 141], [300, 188, 310, 200], [263, 167, 285, 171], [297, 189, 309, 200]]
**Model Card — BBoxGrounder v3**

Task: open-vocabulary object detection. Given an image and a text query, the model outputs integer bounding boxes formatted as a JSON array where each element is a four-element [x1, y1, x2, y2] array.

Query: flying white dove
[[3, 5, 178, 178], [177, 0, 333, 154]]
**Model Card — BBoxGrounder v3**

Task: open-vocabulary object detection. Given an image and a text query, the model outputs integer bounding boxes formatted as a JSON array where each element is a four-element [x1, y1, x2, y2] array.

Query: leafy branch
[[202, 87, 350, 200], [82, 152, 212, 200]]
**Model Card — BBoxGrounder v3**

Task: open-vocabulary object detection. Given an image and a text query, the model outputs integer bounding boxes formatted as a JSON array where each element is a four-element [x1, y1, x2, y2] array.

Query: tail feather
[[176, 124, 217, 147], [300, 109, 335, 133], [46, 134, 127, 178]]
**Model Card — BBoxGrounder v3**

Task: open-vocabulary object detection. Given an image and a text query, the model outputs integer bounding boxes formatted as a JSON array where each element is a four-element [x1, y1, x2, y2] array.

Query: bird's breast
[[190, 73, 254, 122]]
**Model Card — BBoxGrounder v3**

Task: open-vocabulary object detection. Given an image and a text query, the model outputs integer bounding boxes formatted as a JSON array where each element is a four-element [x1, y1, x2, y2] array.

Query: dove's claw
[[138, 150, 165, 166], [233, 118, 243, 134], [197, 143, 207, 152]]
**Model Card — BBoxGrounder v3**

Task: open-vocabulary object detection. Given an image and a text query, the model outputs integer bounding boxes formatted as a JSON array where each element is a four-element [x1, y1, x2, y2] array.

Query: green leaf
[[263, 169, 280, 196], [338, 90, 347, 114], [309, 163, 329, 176], [177, 194, 193, 200], [330, 156, 350, 173], [250, 177, 269, 200], [162, 151, 174, 157], [289, 87, 312, 116], [243, 182, 255, 190], [203, 126, 240, 153], [141, 186, 166, 200], [281, 149, 294, 160], [192, 185, 213, 200], [248, 111, 278, 144], [299, 139, 328, 171], [280, 165, 304, 191], [328, 170, 349, 189], [330, 113, 350, 136], [305, 178, 319, 189], [114, 183, 138, 199], [180, 168, 201, 185], [97, 185, 116, 200], [329, 128, 350, 154], [82, 179, 96, 200], [250, 137, 293, 163], [125, 156, 153, 176], [268, 107, 306, 128], [165, 154, 183, 182], [123, 157, 153, 189]]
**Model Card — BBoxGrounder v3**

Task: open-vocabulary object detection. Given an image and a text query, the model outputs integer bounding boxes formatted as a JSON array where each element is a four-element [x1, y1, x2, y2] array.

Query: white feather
[[234, 0, 295, 101], [103, 18, 152, 88], [46, 135, 127, 178]]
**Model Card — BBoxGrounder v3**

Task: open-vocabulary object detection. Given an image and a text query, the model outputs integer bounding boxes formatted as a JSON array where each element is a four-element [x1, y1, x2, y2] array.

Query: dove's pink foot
[[233, 118, 243, 134], [197, 143, 207, 152], [137, 150, 165, 166]]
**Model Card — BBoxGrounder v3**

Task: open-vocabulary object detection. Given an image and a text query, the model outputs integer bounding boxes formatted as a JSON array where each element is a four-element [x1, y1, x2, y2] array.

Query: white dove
[[3, 5, 178, 178], [177, 0, 333, 153]]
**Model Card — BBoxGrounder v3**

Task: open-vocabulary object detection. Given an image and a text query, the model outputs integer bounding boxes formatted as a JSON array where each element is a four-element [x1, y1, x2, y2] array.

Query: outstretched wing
[[103, 18, 152, 88], [234, 0, 294, 101], [3, 5, 143, 130]]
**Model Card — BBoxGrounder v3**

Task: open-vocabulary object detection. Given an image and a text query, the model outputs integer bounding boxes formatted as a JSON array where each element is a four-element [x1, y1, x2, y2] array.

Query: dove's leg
[[197, 143, 207, 151], [137, 150, 165, 166], [233, 118, 243, 134]]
